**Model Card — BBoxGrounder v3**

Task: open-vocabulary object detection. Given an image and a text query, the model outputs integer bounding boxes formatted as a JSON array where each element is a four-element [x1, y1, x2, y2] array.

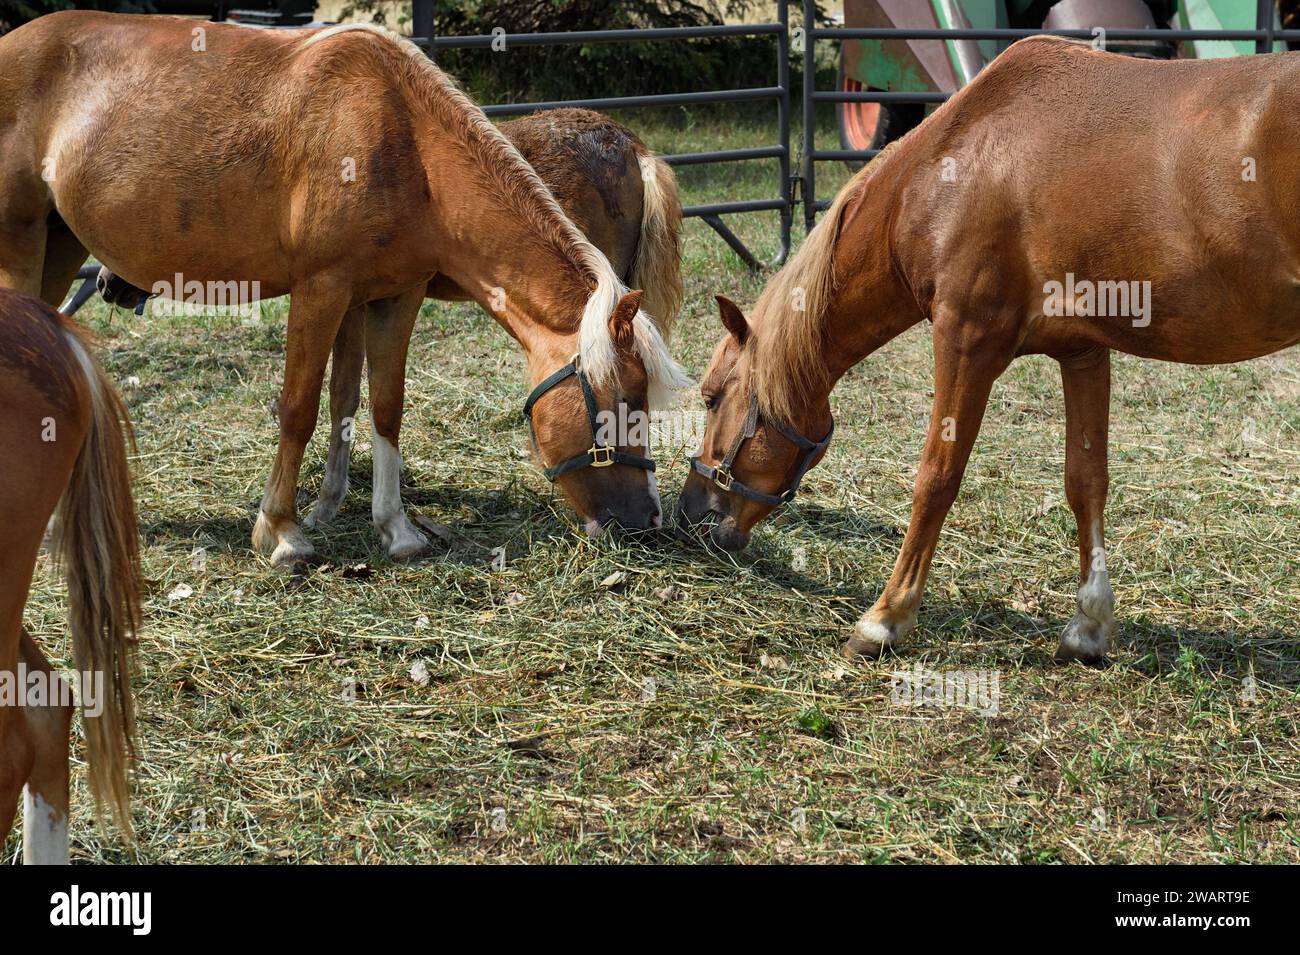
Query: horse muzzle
[[674, 474, 750, 551]]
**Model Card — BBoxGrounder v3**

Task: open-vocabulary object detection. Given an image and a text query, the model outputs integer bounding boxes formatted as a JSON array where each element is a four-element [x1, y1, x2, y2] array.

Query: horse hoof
[[303, 499, 340, 529], [389, 541, 432, 563], [1054, 612, 1112, 665], [254, 512, 317, 568], [384, 528, 432, 563], [841, 633, 888, 661], [841, 615, 912, 661], [269, 539, 317, 570]]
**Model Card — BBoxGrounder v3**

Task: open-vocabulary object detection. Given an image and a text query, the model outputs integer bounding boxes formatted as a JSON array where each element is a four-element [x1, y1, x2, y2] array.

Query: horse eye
[[703, 394, 719, 411]]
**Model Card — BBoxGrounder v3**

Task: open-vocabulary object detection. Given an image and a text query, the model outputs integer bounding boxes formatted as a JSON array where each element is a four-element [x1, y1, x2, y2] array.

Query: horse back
[[1, 13, 436, 297], [500, 109, 646, 277], [877, 38, 1300, 361]]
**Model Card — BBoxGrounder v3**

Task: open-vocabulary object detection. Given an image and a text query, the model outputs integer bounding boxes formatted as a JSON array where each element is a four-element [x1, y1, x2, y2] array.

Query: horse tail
[[53, 324, 140, 839], [630, 149, 684, 341]]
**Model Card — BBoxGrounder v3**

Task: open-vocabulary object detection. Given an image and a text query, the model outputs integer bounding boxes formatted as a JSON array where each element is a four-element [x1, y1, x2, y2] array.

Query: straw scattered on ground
[[8, 111, 1298, 863]]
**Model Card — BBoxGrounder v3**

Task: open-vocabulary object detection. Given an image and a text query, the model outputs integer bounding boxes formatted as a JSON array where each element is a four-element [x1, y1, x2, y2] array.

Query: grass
[[8, 108, 1299, 864]]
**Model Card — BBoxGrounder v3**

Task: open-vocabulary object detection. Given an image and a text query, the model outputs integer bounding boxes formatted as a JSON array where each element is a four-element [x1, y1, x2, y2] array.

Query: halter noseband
[[690, 393, 833, 508], [522, 356, 656, 481]]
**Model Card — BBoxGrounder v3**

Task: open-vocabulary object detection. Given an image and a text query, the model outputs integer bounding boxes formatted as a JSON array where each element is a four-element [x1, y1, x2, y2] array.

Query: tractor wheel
[[836, 52, 924, 171]]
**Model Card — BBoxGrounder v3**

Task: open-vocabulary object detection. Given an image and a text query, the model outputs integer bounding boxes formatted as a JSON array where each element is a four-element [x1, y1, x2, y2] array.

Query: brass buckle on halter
[[713, 467, 734, 491], [589, 445, 615, 468]]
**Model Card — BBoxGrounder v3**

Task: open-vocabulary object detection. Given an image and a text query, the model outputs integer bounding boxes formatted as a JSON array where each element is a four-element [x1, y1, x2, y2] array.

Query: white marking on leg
[[1060, 521, 1115, 660], [853, 607, 918, 652], [22, 788, 69, 865], [372, 428, 429, 560]]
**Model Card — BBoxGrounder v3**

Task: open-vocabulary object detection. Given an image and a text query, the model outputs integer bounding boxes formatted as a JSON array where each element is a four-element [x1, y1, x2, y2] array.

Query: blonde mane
[[303, 24, 688, 405], [748, 173, 859, 425]]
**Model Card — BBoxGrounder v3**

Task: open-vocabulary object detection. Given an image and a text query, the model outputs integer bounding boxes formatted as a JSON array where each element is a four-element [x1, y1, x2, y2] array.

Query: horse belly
[[51, 140, 292, 297], [1027, 275, 1300, 365]]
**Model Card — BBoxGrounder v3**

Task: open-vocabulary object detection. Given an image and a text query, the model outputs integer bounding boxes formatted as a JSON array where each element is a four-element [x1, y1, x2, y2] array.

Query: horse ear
[[716, 295, 749, 345], [609, 290, 643, 352]]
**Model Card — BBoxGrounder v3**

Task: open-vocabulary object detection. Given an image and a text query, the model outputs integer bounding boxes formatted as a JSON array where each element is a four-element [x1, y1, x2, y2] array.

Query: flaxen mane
[[304, 25, 689, 406], [750, 150, 887, 425]]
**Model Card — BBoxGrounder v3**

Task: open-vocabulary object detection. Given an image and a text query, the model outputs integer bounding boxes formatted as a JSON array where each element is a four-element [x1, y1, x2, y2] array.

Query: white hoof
[[379, 516, 431, 562], [253, 511, 316, 567], [1056, 611, 1113, 663], [842, 610, 917, 660]]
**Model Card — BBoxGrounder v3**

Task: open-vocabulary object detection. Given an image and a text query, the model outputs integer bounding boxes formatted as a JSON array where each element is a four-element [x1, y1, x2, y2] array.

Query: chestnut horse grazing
[[0, 289, 138, 862], [680, 36, 1300, 664], [94, 107, 685, 531], [0, 14, 686, 564], [314, 108, 684, 531]]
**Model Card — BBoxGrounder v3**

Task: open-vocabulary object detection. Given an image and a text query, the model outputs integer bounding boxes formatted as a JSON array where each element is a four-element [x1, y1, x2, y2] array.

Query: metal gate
[[411, 0, 794, 270]]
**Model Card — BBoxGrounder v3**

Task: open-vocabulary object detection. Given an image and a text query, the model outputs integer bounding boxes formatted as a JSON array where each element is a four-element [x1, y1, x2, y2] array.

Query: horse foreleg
[[843, 309, 1014, 660], [18, 630, 71, 864], [1056, 350, 1115, 664], [305, 310, 365, 528], [364, 286, 431, 561], [252, 280, 351, 567]]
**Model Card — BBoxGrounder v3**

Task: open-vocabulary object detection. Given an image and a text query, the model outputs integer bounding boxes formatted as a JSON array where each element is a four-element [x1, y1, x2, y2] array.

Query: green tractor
[[838, 0, 1295, 161]]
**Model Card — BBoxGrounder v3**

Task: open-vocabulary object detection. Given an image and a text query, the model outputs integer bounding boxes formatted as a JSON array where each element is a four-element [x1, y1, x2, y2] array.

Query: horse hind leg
[[0, 702, 33, 853], [0, 623, 33, 849], [364, 286, 431, 562], [252, 278, 351, 567], [0, 220, 47, 297], [1055, 350, 1115, 664], [0, 155, 52, 296], [305, 309, 365, 528], [18, 630, 71, 864]]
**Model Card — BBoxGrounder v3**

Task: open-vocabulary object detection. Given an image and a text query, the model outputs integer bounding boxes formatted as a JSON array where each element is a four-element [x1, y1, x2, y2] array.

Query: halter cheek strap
[[522, 359, 656, 481], [690, 393, 833, 507]]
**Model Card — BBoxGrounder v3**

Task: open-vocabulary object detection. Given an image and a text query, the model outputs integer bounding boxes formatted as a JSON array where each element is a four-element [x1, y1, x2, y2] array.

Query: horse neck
[[818, 166, 926, 392], [822, 242, 922, 386], [416, 120, 592, 366]]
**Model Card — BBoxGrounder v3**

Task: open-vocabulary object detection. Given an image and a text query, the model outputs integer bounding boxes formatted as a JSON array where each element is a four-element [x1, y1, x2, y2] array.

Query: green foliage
[[340, 0, 808, 101]]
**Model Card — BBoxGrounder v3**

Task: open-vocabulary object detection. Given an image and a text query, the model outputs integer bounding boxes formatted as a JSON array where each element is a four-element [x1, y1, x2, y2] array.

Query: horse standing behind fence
[[680, 35, 1300, 663], [0, 288, 138, 863], [0, 13, 687, 565]]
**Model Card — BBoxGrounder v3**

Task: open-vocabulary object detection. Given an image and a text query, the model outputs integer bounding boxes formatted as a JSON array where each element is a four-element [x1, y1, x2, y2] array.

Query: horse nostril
[[651, 511, 663, 528]]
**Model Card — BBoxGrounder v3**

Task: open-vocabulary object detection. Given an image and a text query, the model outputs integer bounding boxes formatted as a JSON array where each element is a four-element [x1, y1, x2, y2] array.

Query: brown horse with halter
[[680, 35, 1300, 664], [0, 288, 138, 863], [93, 106, 685, 532], [0, 13, 687, 565]]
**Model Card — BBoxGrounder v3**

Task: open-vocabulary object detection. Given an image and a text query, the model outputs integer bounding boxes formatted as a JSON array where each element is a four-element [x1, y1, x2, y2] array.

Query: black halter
[[522, 357, 656, 481], [690, 393, 833, 508]]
